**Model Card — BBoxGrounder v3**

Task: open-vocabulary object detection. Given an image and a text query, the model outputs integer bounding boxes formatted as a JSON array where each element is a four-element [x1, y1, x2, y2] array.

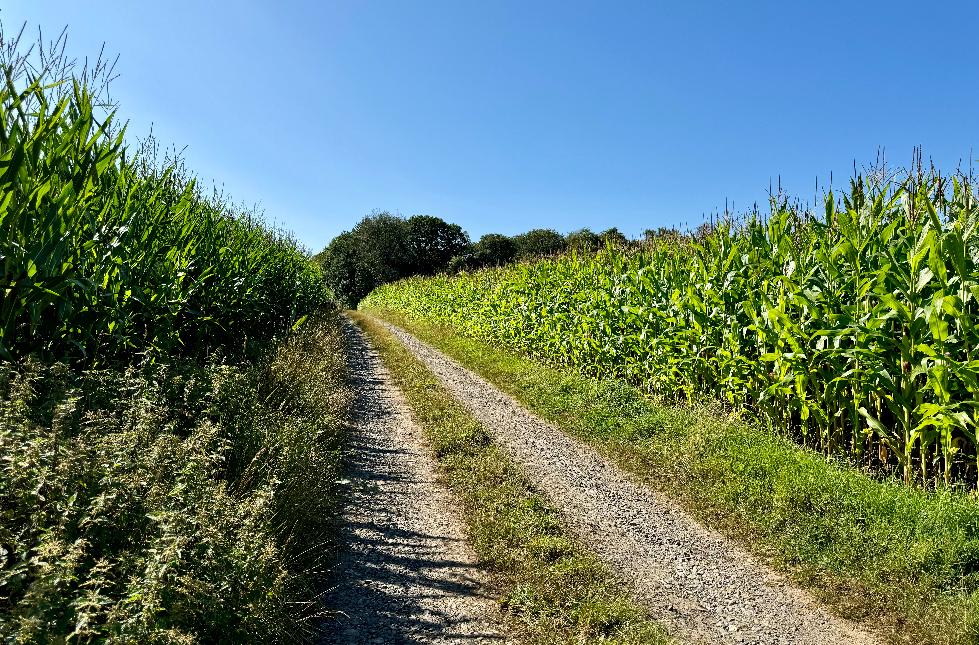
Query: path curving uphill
[[322, 320, 505, 644], [375, 317, 879, 645]]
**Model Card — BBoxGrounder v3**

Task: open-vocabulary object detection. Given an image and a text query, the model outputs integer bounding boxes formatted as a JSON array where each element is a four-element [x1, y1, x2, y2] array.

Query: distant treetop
[[317, 216, 655, 307]]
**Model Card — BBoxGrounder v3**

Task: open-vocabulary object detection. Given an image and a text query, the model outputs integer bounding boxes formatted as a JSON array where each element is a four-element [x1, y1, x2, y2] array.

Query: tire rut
[[376, 317, 879, 645], [321, 319, 506, 644]]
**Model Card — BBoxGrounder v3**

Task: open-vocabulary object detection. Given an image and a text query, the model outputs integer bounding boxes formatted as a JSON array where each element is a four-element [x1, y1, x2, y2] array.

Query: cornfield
[[0, 29, 345, 642], [0, 36, 327, 366], [364, 172, 979, 487]]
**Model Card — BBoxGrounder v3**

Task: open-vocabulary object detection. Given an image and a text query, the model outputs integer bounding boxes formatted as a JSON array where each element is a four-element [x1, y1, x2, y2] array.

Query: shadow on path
[[319, 321, 504, 644]]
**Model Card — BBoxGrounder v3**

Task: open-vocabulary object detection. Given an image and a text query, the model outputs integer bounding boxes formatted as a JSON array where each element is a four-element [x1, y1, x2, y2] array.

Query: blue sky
[[4, 1, 978, 252]]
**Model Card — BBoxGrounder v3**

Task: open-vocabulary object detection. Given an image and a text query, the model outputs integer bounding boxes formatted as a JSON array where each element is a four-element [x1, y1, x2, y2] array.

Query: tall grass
[[364, 170, 979, 488]]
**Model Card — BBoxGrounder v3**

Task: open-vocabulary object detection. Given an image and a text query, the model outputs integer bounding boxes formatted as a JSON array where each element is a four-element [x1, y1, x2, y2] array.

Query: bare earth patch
[[377, 317, 880, 645], [321, 321, 506, 644]]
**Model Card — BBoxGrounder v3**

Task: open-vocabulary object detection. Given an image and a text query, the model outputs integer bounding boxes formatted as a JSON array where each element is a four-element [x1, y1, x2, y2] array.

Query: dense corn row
[[364, 176, 979, 487], [0, 66, 327, 365]]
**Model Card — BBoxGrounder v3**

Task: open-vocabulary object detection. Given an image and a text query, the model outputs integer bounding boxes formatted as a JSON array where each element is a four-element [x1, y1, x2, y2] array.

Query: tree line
[[315, 211, 640, 307]]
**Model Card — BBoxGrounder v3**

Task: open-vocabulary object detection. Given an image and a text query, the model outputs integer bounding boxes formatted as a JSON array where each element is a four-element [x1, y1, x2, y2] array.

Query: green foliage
[[404, 215, 470, 275], [598, 227, 628, 246], [316, 212, 469, 307], [0, 30, 349, 643], [0, 52, 326, 365], [316, 230, 371, 306], [642, 227, 682, 244], [0, 313, 350, 643], [364, 172, 979, 488], [449, 233, 518, 272], [564, 228, 602, 252], [513, 228, 567, 260], [473, 233, 517, 262]]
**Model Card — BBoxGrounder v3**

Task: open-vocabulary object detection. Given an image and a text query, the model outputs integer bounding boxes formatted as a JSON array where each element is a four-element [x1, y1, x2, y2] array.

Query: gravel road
[[321, 320, 506, 644], [378, 318, 879, 645]]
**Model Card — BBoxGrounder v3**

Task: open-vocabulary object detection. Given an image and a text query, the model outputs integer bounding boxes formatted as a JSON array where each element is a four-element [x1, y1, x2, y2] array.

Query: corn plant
[[363, 172, 979, 488], [0, 35, 327, 366], [0, 28, 345, 643]]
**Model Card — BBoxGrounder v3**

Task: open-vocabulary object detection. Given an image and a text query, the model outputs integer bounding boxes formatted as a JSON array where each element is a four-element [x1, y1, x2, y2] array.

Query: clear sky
[[4, 1, 978, 252]]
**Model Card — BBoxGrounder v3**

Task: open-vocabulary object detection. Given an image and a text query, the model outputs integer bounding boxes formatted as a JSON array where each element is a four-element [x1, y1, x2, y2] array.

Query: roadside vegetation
[[0, 28, 348, 642], [364, 170, 979, 489], [358, 168, 979, 643], [364, 310, 979, 644], [349, 312, 673, 644]]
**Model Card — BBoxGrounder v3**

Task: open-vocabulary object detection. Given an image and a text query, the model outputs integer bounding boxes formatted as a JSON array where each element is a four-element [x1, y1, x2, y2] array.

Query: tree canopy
[[317, 214, 644, 307], [513, 228, 566, 259], [316, 212, 469, 307]]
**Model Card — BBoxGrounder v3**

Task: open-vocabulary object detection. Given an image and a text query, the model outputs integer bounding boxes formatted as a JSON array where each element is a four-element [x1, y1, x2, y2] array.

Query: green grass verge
[[348, 311, 673, 645], [363, 307, 979, 645]]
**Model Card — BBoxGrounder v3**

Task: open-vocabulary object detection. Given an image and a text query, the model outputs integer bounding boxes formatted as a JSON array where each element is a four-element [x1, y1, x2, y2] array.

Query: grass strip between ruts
[[363, 307, 979, 645], [348, 311, 674, 645]]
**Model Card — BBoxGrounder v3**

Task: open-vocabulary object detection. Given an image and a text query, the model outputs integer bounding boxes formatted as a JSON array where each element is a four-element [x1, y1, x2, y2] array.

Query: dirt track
[[375, 317, 878, 645], [321, 320, 505, 644]]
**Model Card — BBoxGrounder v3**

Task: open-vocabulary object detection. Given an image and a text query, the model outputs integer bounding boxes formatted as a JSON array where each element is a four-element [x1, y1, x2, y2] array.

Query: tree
[[473, 233, 517, 266], [599, 227, 629, 246], [565, 228, 601, 252], [404, 215, 470, 275], [316, 212, 472, 307], [351, 211, 412, 284], [513, 228, 566, 260], [642, 227, 682, 243], [315, 211, 407, 307], [448, 233, 518, 272], [317, 231, 372, 308]]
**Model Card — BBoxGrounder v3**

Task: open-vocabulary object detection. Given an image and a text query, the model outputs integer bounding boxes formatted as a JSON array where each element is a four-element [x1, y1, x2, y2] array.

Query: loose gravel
[[378, 318, 879, 645], [321, 320, 505, 644]]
